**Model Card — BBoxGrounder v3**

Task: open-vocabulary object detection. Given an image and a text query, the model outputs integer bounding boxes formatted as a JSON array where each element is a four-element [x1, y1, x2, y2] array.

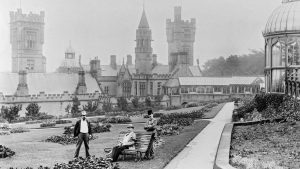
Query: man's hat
[[127, 124, 134, 128], [81, 111, 87, 116], [147, 109, 153, 115]]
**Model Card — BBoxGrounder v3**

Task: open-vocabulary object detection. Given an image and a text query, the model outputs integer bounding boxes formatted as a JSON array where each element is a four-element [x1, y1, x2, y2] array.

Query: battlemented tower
[[10, 9, 46, 73], [135, 9, 153, 74], [166, 6, 196, 69]]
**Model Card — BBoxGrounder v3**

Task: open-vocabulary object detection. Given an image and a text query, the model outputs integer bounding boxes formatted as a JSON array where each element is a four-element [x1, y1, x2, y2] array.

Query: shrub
[[1, 105, 22, 123], [26, 103, 40, 117], [131, 97, 139, 108], [205, 102, 218, 109], [102, 101, 112, 112], [105, 116, 131, 124], [25, 120, 43, 124], [86, 109, 105, 117], [37, 112, 55, 120], [71, 96, 81, 117], [117, 97, 128, 111], [0, 145, 15, 158], [45, 135, 96, 145], [91, 123, 111, 133], [0, 131, 10, 135], [165, 105, 182, 111], [10, 127, 29, 133], [158, 124, 183, 136], [83, 101, 99, 113], [145, 97, 152, 107], [40, 121, 56, 128]]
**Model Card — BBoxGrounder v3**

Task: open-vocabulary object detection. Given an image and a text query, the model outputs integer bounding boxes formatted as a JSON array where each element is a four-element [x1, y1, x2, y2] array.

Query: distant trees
[[83, 101, 99, 112], [71, 96, 81, 117], [202, 50, 264, 77]]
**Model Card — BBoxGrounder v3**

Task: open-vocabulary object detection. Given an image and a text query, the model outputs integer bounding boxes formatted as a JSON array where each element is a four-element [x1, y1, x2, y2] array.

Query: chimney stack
[[110, 55, 117, 69], [153, 54, 157, 66], [76, 70, 87, 94], [126, 55, 132, 65], [15, 70, 29, 96]]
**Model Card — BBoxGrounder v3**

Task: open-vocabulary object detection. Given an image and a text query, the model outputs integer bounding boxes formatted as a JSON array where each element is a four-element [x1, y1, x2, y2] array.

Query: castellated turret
[[166, 6, 196, 69], [10, 9, 46, 73], [135, 9, 153, 74]]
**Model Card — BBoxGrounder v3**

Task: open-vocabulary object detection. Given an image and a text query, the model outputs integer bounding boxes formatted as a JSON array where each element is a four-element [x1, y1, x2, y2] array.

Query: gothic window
[[139, 82, 146, 96], [157, 82, 161, 95], [104, 86, 109, 94], [135, 82, 138, 95], [150, 82, 153, 95], [26, 31, 37, 49], [122, 81, 132, 97]]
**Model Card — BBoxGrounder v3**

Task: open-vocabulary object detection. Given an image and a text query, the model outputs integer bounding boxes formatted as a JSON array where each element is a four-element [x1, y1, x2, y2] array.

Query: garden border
[[213, 118, 285, 169]]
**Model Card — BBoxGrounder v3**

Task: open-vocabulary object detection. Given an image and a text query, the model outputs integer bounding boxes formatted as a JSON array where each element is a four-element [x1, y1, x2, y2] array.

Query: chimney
[[153, 54, 157, 66], [76, 70, 87, 94], [16, 70, 29, 96], [126, 55, 132, 65], [110, 55, 117, 69], [90, 57, 101, 78]]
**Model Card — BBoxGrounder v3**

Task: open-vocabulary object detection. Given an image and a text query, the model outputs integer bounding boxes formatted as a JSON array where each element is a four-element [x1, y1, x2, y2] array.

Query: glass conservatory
[[264, 0, 300, 95]]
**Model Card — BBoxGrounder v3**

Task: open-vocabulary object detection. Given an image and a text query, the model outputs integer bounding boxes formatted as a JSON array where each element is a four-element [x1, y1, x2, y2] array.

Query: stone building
[[10, 9, 46, 73], [166, 6, 196, 68], [263, 0, 300, 96]]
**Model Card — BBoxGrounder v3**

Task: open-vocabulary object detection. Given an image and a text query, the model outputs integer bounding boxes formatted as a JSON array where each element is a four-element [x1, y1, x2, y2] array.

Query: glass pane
[[271, 69, 285, 93], [272, 42, 285, 67]]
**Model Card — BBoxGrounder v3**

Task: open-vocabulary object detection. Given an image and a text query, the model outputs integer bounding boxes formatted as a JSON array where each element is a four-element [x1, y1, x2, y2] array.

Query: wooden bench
[[116, 131, 154, 161]]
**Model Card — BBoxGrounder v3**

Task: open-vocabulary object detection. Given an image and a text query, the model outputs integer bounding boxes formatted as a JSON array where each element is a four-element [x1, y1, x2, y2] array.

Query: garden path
[[164, 102, 234, 169]]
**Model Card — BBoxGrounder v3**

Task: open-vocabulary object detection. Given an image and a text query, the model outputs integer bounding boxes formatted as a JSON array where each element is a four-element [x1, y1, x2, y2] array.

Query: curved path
[[164, 102, 234, 169]]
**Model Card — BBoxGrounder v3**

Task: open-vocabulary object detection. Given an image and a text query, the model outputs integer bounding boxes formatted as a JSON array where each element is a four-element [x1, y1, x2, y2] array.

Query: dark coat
[[74, 119, 92, 137]]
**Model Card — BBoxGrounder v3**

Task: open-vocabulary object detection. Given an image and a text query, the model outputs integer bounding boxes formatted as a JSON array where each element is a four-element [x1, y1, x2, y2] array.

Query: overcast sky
[[0, 0, 282, 72]]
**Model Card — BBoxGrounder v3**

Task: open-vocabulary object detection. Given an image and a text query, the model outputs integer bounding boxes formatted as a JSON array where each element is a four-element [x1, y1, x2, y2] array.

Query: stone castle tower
[[10, 9, 46, 73], [166, 6, 196, 70], [135, 9, 153, 74]]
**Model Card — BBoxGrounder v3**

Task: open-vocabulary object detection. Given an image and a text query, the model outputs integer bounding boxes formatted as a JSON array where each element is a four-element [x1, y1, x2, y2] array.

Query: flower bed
[[0, 145, 15, 158], [10, 127, 29, 133], [25, 120, 43, 124], [158, 124, 183, 136], [40, 121, 56, 128], [55, 119, 72, 124], [92, 116, 132, 124], [63, 123, 111, 135], [230, 121, 300, 169], [8, 156, 119, 169], [44, 135, 98, 145]]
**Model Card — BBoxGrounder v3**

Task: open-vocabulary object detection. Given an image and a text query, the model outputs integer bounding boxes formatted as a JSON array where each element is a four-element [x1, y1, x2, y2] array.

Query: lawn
[[203, 103, 226, 119]]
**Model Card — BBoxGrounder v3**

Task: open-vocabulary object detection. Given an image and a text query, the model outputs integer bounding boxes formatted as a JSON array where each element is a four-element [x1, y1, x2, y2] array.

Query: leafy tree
[[155, 95, 163, 103], [65, 104, 71, 114], [83, 101, 99, 112], [117, 97, 128, 111], [145, 97, 152, 107], [102, 101, 112, 112], [26, 103, 40, 117], [1, 105, 22, 123], [131, 97, 139, 108], [71, 96, 81, 117]]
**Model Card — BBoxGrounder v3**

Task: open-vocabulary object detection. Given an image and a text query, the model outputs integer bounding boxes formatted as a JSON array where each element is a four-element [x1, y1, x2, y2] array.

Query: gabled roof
[[138, 9, 150, 29], [152, 65, 170, 74]]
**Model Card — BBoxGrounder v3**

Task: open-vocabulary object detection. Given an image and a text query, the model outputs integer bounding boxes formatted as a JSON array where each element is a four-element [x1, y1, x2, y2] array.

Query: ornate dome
[[264, 0, 300, 36]]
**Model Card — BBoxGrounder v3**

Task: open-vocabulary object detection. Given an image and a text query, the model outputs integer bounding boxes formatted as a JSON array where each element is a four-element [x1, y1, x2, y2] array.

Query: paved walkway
[[164, 102, 234, 169]]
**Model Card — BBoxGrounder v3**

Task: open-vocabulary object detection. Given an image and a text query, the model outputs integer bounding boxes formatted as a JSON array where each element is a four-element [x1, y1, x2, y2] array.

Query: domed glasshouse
[[264, 0, 300, 95]]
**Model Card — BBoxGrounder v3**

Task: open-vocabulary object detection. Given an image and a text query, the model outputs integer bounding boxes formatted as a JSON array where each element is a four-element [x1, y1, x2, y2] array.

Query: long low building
[[164, 76, 264, 105]]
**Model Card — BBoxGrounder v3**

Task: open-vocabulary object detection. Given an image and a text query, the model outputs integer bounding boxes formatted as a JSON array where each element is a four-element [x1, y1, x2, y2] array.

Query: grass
[[203, 103, 226, 119], [0, 102, 227, 169]]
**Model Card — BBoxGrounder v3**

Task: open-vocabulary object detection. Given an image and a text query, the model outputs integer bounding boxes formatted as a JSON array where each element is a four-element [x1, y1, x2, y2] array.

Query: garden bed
[[230, 121, 300, 169]]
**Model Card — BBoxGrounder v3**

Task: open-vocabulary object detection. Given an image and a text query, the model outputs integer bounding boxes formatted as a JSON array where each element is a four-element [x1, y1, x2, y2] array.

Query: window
[[238, 86, 244, 93], [214, 86, 222, 93], [150, 82, 153, 95], [157, 82, 161, 95], [135, 82, 138, 95], [140, 82, 146, 96], [271, 69, 285, 93], [181, 87, 188, 93], [122, 81, 131, 97], [272, 42, 285, 67], [26, 31, 37, 49], [104, 86, 109, 94], [26, 59, 34, 70], [206, 87, 213, 93]]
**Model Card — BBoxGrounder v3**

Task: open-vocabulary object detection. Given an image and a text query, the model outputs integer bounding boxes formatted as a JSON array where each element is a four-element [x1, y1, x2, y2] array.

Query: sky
[[0, 0, 282, 72]]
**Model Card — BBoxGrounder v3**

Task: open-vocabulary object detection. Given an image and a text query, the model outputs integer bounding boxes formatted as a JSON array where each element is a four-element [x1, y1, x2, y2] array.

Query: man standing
[[74, 111, 92, 158]]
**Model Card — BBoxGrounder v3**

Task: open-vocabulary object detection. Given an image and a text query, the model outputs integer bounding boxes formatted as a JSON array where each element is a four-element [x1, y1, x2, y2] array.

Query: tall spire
[[138, 8, 149, 28]]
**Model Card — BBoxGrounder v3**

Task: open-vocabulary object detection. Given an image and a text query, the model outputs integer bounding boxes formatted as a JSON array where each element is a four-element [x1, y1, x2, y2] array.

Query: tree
[[71, 96, 81, 117], [1, 105, 22, 123], [83, 101, 99, 112], [131, 97, 139, 108], [117, 97, 128, 111], [65, 104, 71, 114], [102, 101, 112, 112], [145, 97, 152, 107], [26, 103, 40, 117]]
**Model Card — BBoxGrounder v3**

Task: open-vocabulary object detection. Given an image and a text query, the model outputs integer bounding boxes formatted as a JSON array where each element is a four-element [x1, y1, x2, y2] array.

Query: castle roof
[[138, 9, 150, 29], [0, 73, 100, 95]]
